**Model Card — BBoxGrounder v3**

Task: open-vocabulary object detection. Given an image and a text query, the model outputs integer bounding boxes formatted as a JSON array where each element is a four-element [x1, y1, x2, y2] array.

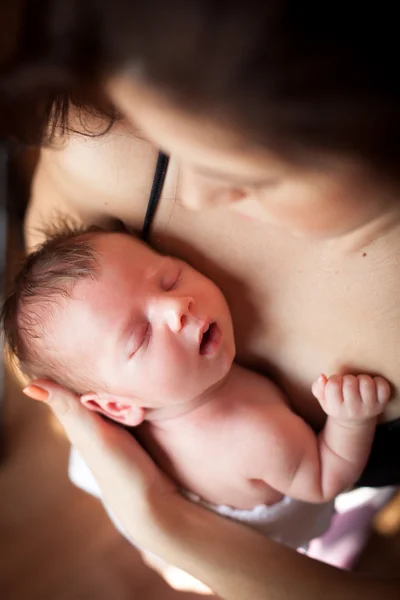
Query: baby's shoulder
[[228, 364, 289, 409], [210, 367, 293, 451], [211, 391, 296, 480]]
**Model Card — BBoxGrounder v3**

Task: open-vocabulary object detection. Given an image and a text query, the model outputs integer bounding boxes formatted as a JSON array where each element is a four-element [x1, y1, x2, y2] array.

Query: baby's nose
[[160, 295, 194, 332]]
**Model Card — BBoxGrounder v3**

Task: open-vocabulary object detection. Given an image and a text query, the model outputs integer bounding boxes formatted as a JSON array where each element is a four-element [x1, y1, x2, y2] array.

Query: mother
[[5, 1, 400, 598]]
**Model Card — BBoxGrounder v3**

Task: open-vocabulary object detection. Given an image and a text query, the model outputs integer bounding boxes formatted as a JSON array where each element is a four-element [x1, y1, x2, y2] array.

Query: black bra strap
[[141, 152, 170, 242]]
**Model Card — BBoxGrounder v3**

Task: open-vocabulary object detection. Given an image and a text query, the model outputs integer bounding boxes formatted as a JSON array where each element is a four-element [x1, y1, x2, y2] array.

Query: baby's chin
[[180, 367, 233, 401], [158, 341, 235, 404]]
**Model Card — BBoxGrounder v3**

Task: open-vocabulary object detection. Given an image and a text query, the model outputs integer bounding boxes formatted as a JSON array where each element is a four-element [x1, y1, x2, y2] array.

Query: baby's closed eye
[[160, 262, 182, 291], [127, 321, 150, 357]]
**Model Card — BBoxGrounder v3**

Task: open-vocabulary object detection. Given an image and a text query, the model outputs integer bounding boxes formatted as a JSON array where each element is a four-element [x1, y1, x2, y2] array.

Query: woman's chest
[[151, 202, 400, 426], [67, 133, 400, 426]]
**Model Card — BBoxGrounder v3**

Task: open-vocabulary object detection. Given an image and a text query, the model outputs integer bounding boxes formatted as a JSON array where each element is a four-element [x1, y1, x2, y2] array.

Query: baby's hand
[[312, 374, 390, 422]]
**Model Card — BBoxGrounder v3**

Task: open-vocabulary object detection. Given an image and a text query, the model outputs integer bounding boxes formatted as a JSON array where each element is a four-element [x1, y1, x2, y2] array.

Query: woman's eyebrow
[[192, 164, 278, 186]]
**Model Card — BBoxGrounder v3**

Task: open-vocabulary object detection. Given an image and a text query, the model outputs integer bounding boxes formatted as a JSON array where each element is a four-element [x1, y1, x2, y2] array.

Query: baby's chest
[[153, 415, 239, 472], [155, 411, 282, 507]]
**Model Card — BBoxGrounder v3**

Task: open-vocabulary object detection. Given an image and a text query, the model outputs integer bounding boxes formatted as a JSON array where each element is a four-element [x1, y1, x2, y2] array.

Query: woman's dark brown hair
[[0, 0, 116, 145], [1, 1, 400, 178]]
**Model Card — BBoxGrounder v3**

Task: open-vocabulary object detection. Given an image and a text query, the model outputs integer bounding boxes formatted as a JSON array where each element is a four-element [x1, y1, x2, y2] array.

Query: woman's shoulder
[[41, 109, 159, 210], [25, 107, 166, 249]]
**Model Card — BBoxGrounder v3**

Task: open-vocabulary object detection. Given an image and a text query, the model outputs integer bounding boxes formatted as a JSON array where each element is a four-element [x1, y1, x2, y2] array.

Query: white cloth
[[68, 447, 334, 549], [185, 492, 334, 549]]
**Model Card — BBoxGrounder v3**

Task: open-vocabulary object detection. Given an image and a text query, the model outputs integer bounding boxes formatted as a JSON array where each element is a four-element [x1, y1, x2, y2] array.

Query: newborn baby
[[3, 225, 390, 549]]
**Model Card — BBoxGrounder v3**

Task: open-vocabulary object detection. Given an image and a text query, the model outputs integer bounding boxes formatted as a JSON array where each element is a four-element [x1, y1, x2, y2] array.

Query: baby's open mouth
[[199, 322, 221, 356]]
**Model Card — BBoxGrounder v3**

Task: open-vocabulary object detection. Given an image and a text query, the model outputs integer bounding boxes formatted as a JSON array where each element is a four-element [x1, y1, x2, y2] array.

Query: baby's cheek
[[148, 357, 182, 393]]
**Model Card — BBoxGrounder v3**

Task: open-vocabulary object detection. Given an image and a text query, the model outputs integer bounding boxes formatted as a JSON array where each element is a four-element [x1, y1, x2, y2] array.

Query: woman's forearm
[[24, 381, 399, 600], [151, 498, 398, 600]]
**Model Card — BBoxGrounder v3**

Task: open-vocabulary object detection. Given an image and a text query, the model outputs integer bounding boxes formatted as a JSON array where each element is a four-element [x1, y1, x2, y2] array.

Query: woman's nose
[[179, 168, 249, 210]]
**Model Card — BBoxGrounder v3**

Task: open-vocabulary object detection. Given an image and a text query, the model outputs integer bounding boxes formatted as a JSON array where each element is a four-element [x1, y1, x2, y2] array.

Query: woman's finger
[[23, 379, 172, 496], [24, 379, 110, 455], [23, 379, 181, 548]]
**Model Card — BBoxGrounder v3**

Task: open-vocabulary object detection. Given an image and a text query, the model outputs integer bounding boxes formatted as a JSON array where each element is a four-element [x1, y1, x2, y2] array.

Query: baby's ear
[[80, 392, 145, 427]]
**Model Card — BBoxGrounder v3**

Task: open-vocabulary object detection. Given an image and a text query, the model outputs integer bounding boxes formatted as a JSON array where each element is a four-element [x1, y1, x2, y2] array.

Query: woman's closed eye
[[127, 321, 151, 358]]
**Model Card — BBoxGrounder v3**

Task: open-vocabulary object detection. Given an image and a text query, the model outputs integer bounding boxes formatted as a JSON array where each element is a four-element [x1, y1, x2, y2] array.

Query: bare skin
[[22, 105, 400, 599], [141, 369, 389, 507], [23, 380, 399, 600], [31, 231, 390, 508], [26, 113, 400, 429]]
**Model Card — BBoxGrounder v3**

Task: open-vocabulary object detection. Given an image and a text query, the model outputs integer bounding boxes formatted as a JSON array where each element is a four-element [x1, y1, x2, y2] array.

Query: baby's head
[[2, 225, 235, 425]]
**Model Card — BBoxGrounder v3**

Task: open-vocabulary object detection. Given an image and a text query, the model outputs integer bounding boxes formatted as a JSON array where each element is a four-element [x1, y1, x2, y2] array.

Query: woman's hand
[[24, 380, 214, 594], [23, 380, 181, 548], [23, 380, 400, 600]]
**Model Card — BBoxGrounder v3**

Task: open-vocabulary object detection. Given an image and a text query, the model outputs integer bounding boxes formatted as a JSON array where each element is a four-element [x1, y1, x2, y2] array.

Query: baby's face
[[52, 233, 235, 406]]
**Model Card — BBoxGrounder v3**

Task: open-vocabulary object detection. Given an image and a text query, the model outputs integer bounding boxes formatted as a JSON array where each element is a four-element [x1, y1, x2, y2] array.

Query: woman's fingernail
[[22, 385, 49, 402]]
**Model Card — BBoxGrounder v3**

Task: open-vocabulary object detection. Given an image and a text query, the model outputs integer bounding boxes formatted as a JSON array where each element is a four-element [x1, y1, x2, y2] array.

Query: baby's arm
[[308, 374, 390, 497], [247, 374, 390, 502]]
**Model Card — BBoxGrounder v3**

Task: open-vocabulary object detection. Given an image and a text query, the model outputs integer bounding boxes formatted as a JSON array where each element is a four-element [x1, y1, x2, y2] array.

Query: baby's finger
[[374, 376, 391, 405], [357, 375, 376, 407], [311, 373, 327, 401]]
